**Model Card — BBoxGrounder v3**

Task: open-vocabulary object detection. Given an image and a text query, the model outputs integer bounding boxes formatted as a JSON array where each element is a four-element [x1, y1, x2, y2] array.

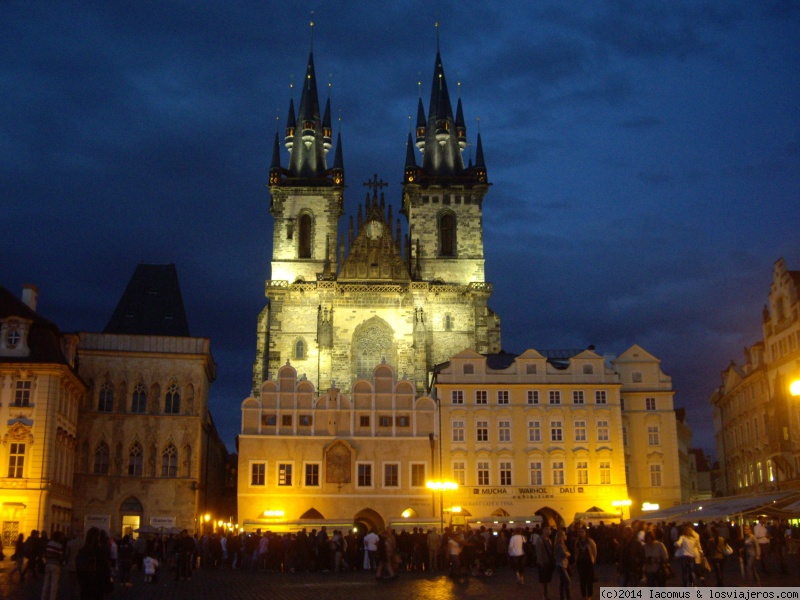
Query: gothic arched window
[[93, 442, 110, 474], [161, 444, 178, 477], [353, 318, 394, 379], [98, 381, 114, 412], [295, 339, 306, 360], [127, 443, 143, 477], [439, 212, 455, 257], [131, 383, 147, 413], [164, 383, 180, 414], [298, 214, 312, 259]]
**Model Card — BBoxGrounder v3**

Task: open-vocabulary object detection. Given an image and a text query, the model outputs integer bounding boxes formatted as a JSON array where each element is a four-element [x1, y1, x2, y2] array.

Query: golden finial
[[309, 13, 315, 51]]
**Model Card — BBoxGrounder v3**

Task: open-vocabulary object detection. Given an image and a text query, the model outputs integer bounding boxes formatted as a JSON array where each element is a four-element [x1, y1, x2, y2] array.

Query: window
[[164, 383, 180, 414], [622, 426, 628, 446], [305, 463, 320, 486], [295, 339, 306, 360], [572, 391, 584, 404], [451, 390, 464, 405], [127, 443, 143, 477], [552, 461, 565, 485], [499, 461, 512, 486], [620, 398, 625, 411], [278, 463, 293, 486], [549, 390, 561, 405], [396, 416, 410, 427], [263, 414, 276, 426], [574, 420, 587, 442], [93, 442, 110, 475], [476, 420, 489, 442], [463, 363, 474, 374], [650, 464, 662, 487], [452, 420, 465, 442], [439, 212, 455, 256], [98, 381, 114, 412], [282, 415, 293, 427], [756, 461, 763, 484], [597, 420, 609, 441], [132, 383, 147, 413], [444, 314, 454, 331], [384, 463, 399, 487], [648, 426, 660, 446], [595, 390, 607, 404], [299, 415, 312, 427], [298, 213, 312, 258], [498, 420, 511, 442], [379, 416, 392, 427], [6, 327, 21, 348], [497, 390, 509, 405], [8, 443, 25, 478], [527, 390, 539, 405], [251, 462, 266, 486], [161, 444, 178, 477], [453, 461, 466, 486], [528, 420, 541, 442], [359, 416, 370, 427], [526, 364, 537, 374], [529, 461, 543, 485], [475, 390, 487, 405], [550, 420, 563, 442], [576, 461, 588, 484], [583, 364, 594, 375], [600, 461, 611, 484], [645, 397, 656, 411], [14, 380, 31, 407], [632, 371, 643, 383], [411, 463, 426, 487], [357, 463, 372, 487], [477, 461, 490, 486]]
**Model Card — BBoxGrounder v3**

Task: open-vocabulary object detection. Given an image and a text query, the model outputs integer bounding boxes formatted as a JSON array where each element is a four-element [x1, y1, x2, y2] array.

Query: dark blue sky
[[3, 1, 799, 455]]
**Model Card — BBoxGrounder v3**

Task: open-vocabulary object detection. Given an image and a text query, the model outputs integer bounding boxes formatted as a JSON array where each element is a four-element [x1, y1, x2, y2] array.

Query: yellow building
[[434, 345, 683, 525], [238, 362, 437, 532], [1, 285, 86, 549]]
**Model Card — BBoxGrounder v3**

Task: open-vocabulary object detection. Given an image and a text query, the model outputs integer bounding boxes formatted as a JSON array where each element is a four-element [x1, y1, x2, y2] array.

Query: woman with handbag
[[705, 526, 726, 586], [644, 531, 669, 586], [674, 524, 700, 586]]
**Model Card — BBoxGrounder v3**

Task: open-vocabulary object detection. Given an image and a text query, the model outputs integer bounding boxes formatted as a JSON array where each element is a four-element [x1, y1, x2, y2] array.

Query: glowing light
[[790, 379, 800, 397], [263, 510, 285, 518], [642, 503, 660, 511], [612, 499, 632, 507], [402, 509, 413, 518], [451, 506, 462, 513], [426, 480, 458, 491], [204, 514, 211, 522]]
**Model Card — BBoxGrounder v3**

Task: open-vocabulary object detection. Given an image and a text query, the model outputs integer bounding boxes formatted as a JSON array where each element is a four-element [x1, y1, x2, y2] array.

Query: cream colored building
[[238, 362, 437, 532], [1, 285, 86, 549], [72, 264, 230, 536], [711, 258, 800, 495], [434, 345, 683, 525]]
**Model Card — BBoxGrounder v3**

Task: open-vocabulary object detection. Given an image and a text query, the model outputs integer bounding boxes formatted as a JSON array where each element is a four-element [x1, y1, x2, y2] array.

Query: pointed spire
[[405, 133, 417, 167], [322, 96, 332, 154], [287, 51, 328, 178], [269, 131, 282, 185], [332, 130, 344, 186], [415, 97, 426, 152], [455, 86, 467, 151], [285, 97, 296, 151]]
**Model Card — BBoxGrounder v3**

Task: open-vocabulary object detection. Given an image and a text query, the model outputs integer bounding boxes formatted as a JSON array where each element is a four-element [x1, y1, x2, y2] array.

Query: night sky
[[4, 2, 799, 456]]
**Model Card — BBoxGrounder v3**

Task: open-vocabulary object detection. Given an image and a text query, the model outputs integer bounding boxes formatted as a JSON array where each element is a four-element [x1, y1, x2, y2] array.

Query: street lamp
[[790, 378, 800, 398], [426, 480, 458, 532], [612, 499, 632, 522]]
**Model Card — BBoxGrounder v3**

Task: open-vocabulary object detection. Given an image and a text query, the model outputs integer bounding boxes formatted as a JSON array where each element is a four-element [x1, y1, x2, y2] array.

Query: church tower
[[253, 36, 500, 396]]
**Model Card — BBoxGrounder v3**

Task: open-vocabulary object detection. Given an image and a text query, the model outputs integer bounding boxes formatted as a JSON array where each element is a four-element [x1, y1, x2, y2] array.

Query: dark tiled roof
[[0, 286, 69, 364], [104, 264, 190, 336]]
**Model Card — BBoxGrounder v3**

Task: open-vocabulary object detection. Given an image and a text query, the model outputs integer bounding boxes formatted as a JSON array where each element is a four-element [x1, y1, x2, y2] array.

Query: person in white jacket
[[508, 528, 526, 585], [674, 524, 701, 586]]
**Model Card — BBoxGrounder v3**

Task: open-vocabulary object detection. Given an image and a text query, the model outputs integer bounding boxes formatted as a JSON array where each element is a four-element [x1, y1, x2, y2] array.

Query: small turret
[[269, 131, 282, 186], [331, 131, 344, 186], [285, 97, 296, 151], [415, 97, 426, 152], [322, 96, 333, 154], [455, 93, 467, 151]]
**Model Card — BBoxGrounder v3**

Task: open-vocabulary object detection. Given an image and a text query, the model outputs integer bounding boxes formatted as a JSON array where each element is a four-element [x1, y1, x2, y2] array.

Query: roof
[[0, 286, 70, 365], [104, 264, 190, 336]]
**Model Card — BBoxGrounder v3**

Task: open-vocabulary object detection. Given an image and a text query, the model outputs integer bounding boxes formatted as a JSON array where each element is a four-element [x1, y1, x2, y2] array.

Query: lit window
[[411, 463, 426, 487], [527, 390, 539, 405], [161, 444, 178, 477], [14, 380, 31, 407], [552, 461, 565, 485], [574, 420, 587, 442], [573, 391, 584, 404], [528, 420, 541, 443], [597, 420, 609, 441], [251, 462, 266, 486], [98, 381, 114, 412], [475, 390, 487, 405], [127, 443, 143, 477], [164, 383, 180, 414], [8, 443, 25, 478], [576, 461, 588, 484], [529, 462, 543, 485], [600, 461, 611, 484], [357, 463, 372, 487], [476, 420, 489, 442], [278, 463, 293, 486], [451, 390, 464, 405], [498, 420, 511, 442], [384, 463, 399, 487], [305, 463, 320, 486], [452, 420, 465, 442], [477, 461, 490, 486], [499, 461, 512, 486], [497, 390, 509, 405], [549, 390, 561, 405], [551, 420, 563, 442], [595, 390, 607, 404]]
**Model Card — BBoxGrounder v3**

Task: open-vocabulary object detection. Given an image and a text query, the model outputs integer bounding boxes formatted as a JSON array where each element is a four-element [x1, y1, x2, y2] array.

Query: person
[[741, 524, 760, 584], [447, 531, 464, 578], [116, 534, 134, 586], [575, 527, 598, 600], [8, 533, 25, 581], [21, 530, 41, 580], [643, 530, 669, 587], [143, 550, 159, 583], [753, 520, 770, 574], [674, 523, 701, 587], [508, 527, 526, 584], [536, 525, 555, 599], [75, 527, 100, 600], [618, 526, 644, 586], [330, 530, 347, 572], [41, 530, 65, 600], [376, 530, 396, 580], [554, 529, 571, 600], [705, 525, 726, 587], [427, 528, 441, 572], [364, 529, 379, 571], [63, 531, 84, 600]]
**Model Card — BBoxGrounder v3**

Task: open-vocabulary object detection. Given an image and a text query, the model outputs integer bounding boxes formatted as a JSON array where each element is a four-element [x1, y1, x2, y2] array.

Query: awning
[[467, 515, 543, 526], [574, 512, 622, 522], [631, 491, 798, 523]]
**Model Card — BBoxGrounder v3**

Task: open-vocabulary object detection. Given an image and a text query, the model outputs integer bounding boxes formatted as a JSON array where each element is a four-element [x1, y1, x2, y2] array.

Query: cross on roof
[[363, 174, 388, 192]]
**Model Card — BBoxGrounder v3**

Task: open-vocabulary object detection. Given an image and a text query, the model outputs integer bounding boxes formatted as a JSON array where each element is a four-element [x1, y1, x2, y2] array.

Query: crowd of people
[[5, 517, 798, 597]]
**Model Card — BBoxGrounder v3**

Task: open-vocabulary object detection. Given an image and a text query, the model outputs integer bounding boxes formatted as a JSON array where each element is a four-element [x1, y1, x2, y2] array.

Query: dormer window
[[6, 328, 20, 349]]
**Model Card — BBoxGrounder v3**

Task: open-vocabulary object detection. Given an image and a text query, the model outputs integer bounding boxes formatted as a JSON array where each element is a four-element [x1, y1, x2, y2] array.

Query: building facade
[[0, 285, 86, 549], [711, 258, 800, 495], [434, 345, 683, 524], [72, 264, 230, 536]]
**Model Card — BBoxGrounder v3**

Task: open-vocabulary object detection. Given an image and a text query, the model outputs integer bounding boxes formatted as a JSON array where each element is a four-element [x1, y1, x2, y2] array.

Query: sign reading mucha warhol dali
[[463, 486, 586, 504]]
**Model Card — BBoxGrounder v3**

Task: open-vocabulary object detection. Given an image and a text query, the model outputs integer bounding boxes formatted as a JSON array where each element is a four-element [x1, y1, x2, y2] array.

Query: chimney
[[22, 284, 38, 312]]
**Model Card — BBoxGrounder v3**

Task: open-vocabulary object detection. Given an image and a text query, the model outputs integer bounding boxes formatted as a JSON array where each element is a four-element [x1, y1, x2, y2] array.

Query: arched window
[[131, 383, 147, 413], [353, 319, 393, 379], [298, 214, 312, 259], [295, 339, 306, 360], [98, 381, 114, 412], [161, 444, 178, 477], [93, 442, 110, 474], [164, 383, 180, 414], [439, 212, 455, 257], [127, 443, 143, 477]]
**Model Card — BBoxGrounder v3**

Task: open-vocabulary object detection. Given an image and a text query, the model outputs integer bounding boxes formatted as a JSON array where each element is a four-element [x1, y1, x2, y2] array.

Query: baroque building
[[0, 286, 85, 548], [434, 345, 684, 525], [72, 264, 230, 535], [711, 258, 800, 495]]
